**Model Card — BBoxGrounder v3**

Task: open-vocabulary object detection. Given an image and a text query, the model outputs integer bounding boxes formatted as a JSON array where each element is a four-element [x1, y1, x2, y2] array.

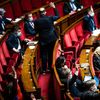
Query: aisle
[[38, 73, 54, 100]]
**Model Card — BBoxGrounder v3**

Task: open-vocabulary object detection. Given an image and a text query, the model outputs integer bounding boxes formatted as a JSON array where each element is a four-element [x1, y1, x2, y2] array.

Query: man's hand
[[24, 38, 31, 42], [13, 48, 20, 53], [49, 2, 55, 8]]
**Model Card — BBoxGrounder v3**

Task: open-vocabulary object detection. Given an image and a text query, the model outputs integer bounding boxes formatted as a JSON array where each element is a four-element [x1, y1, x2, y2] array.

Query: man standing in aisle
[[34, 2, 59, 74]]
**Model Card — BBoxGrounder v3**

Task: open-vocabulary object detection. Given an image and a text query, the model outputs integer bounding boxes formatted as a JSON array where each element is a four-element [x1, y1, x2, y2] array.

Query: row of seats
[[1, 0, 57, 19], [52, 20, 93, 100], [0, 37, 20, 83], [63, 21, 91, 61]]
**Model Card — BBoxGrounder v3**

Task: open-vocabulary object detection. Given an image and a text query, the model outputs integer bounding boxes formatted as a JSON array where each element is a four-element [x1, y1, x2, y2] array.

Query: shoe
[[42, 71, 46, 75], [47, 69, 51, 72]]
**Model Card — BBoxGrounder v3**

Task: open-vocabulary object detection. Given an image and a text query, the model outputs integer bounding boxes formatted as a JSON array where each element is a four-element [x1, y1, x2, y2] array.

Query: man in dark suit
[[0, 8, 15, 37], [6, 25, 31, 68], [24, 13, 36, 35], [63, 0, 83, 15], [34, 2, 59, 74], [6, 26, 23, 55], [83, 7, 100, 35], [83, 7, 96, 32], [93, 46, 100, 71]]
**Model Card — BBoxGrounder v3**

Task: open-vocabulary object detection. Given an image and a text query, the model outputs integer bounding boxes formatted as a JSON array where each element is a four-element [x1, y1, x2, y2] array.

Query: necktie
[[30, 22, 34, 29], [91, 18, 95, 31]]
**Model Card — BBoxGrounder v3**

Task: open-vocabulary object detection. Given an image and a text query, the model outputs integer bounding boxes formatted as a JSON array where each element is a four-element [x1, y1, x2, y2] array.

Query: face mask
[[70, 0, 75, 2], [17, 32, 21, 37], [90, 12, 94, 17], [29, 17, 33, 21]]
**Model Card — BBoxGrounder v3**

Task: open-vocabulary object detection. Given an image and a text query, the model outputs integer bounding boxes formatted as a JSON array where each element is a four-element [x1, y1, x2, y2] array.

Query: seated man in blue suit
[[0, 8, 15, 38], [63, 0, 83, 15], [24, 13, 36, 35], [83, 6, 100, 35]]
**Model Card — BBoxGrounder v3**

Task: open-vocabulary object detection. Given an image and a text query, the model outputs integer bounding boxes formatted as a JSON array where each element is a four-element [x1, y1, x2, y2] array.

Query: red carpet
[[38, 73, 52, 100]]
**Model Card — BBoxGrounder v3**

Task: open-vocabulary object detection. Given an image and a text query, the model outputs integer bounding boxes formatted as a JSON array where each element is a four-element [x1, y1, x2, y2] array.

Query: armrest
[[64, 47, 76, 52], [64, 51, 74, 55], [83, 30, 92, 35], [65, 92, 74, 100]]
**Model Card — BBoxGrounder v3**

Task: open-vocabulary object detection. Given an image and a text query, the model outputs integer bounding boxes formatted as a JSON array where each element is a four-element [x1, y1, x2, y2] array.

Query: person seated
[[93, 46, 100, 71], [3, 66, 18, 100], [83, 6, 100, 35], [6, 25, 31, 67], [63, 0, 83, 15], [55, 56, 100, 99], [24, 13, 36, 36], [0, 8, 15, 38]]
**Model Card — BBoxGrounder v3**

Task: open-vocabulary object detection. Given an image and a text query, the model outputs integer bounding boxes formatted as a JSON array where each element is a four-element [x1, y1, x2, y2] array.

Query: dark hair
[[12, 25, 21, 32], [55, 56, 66, 68], [5, 74, 14, 82]]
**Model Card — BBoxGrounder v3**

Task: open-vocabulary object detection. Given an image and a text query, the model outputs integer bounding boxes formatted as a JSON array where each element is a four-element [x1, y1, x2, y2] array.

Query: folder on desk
[[83, 75, 92, 82]]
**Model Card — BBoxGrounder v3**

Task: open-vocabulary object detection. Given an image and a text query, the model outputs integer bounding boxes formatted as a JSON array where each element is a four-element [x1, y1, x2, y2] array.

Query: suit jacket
[[24, 20, 36, 35], [34, 8, 59, 45], [63, 1, 82, 15], [0, 17, 11, 34], [56, 67, 78, 86], [6, 33, 21, 50], [93, 54, 100, 70], [83, 15, 96, 32]]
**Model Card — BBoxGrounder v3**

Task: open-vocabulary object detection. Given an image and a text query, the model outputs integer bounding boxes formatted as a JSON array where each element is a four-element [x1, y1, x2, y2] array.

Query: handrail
[[0, 0, 10, 7], [89, 48, 96, 77], [53, 66, 64, 86]]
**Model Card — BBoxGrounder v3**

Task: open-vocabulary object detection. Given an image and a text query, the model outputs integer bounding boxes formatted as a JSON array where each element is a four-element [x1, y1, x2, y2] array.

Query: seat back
[[11, 0, 22, 18], [46, 7, 55, 16], [20, 0, 32, 12], [64, 32, 72, 47], [69, 28, 78, 42], [19, 21, 26, 41], [75, 22, 84, 37], [4, 3, 14, 19], [0, 62, 4, 74], [32, 0, 42, 8], [1, 40, 10, 59], [56, 2, 64, 17], [0, 47, 7, 67]]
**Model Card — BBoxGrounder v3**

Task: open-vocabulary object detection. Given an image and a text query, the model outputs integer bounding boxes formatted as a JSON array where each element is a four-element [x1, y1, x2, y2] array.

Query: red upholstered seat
[[32, 0, 42, 8], [0, 62, 4, 74], [0, 47, 7, 67], [2, 40, 19, 63], [81, 0, 93, 8], [20, 0, 32, 12], [0, 45, 17, 73], [4, 3, 14, 19], [64, 51, 74, 65], [69, 28, 84, 51], [75, 22, 90, 41], [64, 32, 80, 59], [0, 75, 2, 82], [56, 2, 64, 17], [46, 7, 55, 16], [11, 0, 23, 18]]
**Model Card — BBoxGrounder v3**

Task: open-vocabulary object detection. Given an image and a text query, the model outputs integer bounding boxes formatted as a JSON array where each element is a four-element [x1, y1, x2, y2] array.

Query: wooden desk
[[84, 36, 97, 48], [21, 45, 40, 93], [79, 49, 92, 80]]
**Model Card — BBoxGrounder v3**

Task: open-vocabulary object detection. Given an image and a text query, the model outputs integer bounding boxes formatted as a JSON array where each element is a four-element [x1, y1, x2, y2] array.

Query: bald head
[[94, 46, 100, 54]]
